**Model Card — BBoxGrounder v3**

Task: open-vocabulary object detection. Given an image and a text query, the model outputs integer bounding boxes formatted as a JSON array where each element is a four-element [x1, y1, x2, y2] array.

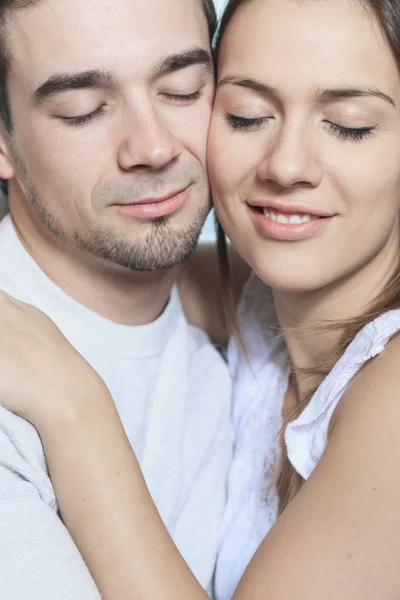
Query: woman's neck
[[274, 240, 399, 399]]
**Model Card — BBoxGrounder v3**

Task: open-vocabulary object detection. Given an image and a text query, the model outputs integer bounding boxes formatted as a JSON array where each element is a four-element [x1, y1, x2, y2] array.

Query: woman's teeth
[[263, 209, 318, 224]]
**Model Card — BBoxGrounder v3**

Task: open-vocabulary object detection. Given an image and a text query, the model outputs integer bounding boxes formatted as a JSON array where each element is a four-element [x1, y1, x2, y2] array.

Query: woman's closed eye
[[225, 113, 273, 130], [225, 112, 377, 142], [324, 121, 377, 141]]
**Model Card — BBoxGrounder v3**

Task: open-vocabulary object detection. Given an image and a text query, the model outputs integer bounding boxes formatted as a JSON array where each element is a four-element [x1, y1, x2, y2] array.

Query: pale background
[[214, 0, 228, 15], [0, 0, 230, 235]]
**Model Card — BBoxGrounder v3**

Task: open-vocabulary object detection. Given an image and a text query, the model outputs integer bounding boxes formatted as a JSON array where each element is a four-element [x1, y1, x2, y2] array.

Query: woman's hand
[[0, 290, 107, 426]]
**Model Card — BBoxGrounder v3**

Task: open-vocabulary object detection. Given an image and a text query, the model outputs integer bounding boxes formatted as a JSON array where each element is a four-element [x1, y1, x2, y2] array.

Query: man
[[0, 0, 232, 597]]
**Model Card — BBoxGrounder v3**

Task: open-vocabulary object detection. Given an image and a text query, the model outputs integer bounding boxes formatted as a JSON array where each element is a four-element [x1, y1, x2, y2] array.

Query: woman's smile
[[247, 203, 334, 241]]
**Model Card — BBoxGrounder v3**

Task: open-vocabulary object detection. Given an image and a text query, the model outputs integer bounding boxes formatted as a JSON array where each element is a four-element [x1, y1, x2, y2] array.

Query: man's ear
[[0, 125, 15, 181]]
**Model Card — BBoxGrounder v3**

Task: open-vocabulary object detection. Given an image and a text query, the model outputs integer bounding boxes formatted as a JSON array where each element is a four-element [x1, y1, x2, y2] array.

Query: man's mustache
[[93, 166, 202, 207]]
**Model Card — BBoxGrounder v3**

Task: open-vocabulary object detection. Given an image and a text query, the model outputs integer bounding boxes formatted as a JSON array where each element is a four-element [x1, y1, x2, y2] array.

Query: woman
[[2, 0, 400, 598]]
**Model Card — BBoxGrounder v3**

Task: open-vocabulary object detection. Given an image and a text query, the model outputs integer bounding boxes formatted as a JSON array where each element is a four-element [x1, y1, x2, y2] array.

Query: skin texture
[[4, 0, 400, 599], [0, 0, 214, 325]]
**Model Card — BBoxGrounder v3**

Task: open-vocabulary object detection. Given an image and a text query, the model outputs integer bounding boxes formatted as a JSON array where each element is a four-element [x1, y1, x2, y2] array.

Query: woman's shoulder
[[287, 308, 400, 480], [334, 322, 400, 426]]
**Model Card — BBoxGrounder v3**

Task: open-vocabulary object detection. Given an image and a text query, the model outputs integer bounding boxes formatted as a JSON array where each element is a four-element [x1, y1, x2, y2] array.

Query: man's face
[[3, 0, 213, 271]]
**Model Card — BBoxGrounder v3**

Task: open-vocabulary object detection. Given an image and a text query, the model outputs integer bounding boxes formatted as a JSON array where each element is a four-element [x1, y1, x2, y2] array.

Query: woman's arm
[[38, 329, 400, 600], [4, 291, 400, 600], [0, 291, 207, 600], [40, 399, 207, 600], [46, 336, 400, 600]]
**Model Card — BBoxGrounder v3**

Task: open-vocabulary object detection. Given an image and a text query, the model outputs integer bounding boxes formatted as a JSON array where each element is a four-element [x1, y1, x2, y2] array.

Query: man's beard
[[14, 154, 209, 272], [73, 210, 208, 272]]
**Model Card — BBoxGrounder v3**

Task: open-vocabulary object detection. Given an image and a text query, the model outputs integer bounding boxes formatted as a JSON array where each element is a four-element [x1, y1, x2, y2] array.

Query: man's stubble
[[12, 148, 210, 272]]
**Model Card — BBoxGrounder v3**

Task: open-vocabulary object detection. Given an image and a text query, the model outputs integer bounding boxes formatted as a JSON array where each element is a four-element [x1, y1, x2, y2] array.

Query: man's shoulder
[[0, 405, 52, 499], [0, 216, 35, 303]]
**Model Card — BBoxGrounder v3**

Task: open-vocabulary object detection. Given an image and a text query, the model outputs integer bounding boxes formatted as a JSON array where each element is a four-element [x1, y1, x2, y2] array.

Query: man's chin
[[73, 214, 205, 273]]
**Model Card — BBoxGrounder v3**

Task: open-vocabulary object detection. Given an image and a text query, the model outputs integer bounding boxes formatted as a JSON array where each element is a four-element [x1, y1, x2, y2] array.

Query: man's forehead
[[7, 0, 210, 83]]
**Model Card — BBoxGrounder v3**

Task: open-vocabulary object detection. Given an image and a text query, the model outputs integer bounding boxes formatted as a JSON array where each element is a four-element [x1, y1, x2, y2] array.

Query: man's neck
[[9, 198, 177, 327]]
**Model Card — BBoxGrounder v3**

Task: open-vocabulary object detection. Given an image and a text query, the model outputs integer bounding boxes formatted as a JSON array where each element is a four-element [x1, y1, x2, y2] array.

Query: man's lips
[[115, 186, 189, 207], [112, 186, 191, 220]]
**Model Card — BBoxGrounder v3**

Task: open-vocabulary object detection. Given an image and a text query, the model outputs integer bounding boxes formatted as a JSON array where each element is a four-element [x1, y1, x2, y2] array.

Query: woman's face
[[208, 0, 400, 293]]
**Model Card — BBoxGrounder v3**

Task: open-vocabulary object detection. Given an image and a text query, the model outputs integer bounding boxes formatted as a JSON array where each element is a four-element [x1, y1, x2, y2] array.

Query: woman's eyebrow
[[317, 86, 396, 107], [217, 75, 277, 95], [217, 76, 396, 108]]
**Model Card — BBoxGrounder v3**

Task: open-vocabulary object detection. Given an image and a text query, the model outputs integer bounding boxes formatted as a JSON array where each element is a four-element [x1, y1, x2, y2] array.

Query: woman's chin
[[250, 262, 326, 296]]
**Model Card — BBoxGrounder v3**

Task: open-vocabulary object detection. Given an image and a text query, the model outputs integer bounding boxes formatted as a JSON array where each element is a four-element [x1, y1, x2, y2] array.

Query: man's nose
[[118, 103, 182, 171]]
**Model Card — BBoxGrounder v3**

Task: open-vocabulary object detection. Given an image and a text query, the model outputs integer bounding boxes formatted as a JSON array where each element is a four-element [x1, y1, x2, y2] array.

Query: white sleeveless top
[[214, 273, 400, 600]]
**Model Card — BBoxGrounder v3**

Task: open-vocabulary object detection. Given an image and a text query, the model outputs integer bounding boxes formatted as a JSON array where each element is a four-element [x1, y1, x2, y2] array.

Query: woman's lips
[[112, 186, 190, 220], [248, 204, 334, 241]]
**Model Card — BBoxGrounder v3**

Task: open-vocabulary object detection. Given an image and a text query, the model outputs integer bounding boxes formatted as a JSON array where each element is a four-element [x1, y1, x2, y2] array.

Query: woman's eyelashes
[[226, 114, 272, 130], [225, 112, 377, 141], [324, 121, 376, 141], [59, 90, 204, 127]]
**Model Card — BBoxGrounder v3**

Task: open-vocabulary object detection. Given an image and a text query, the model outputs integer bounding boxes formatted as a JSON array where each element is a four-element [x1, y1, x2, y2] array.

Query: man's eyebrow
[[33, 69, 113, 104], [217, 75, 277, 95], [153, 47, 213, 77], [317, 87, 396, 107]]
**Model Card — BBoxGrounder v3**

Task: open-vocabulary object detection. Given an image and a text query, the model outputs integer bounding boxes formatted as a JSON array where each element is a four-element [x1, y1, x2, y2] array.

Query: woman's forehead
[[217, 0, 399, 96]]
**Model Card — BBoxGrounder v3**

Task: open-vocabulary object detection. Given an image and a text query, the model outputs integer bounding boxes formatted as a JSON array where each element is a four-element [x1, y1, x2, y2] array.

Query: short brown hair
[[0, 0, 217, 132]]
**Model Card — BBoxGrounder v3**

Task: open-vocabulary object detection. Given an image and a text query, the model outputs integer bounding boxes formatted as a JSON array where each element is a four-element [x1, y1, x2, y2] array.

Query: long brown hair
[[215, 0, 400, 514]]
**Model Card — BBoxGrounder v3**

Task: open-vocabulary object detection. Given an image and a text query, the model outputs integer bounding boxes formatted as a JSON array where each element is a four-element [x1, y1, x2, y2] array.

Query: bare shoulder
[[178, 243, 251, 346], [331, 331, 400, 433]]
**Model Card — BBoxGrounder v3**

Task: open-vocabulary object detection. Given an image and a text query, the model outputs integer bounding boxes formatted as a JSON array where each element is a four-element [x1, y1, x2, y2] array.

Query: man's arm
[[178, 242, 251, 346]]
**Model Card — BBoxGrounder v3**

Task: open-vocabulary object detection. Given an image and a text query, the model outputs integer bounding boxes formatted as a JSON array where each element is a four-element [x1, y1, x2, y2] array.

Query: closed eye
[[325, 121, 376, 141], [162, 91, 203, 102], [226, 114, 272, 130], [60, 104, 106, 126]]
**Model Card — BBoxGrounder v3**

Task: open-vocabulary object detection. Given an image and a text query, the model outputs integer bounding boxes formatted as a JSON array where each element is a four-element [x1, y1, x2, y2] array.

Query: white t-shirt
[[0, 215, 232, 600], [215, 272, 400, 600]]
